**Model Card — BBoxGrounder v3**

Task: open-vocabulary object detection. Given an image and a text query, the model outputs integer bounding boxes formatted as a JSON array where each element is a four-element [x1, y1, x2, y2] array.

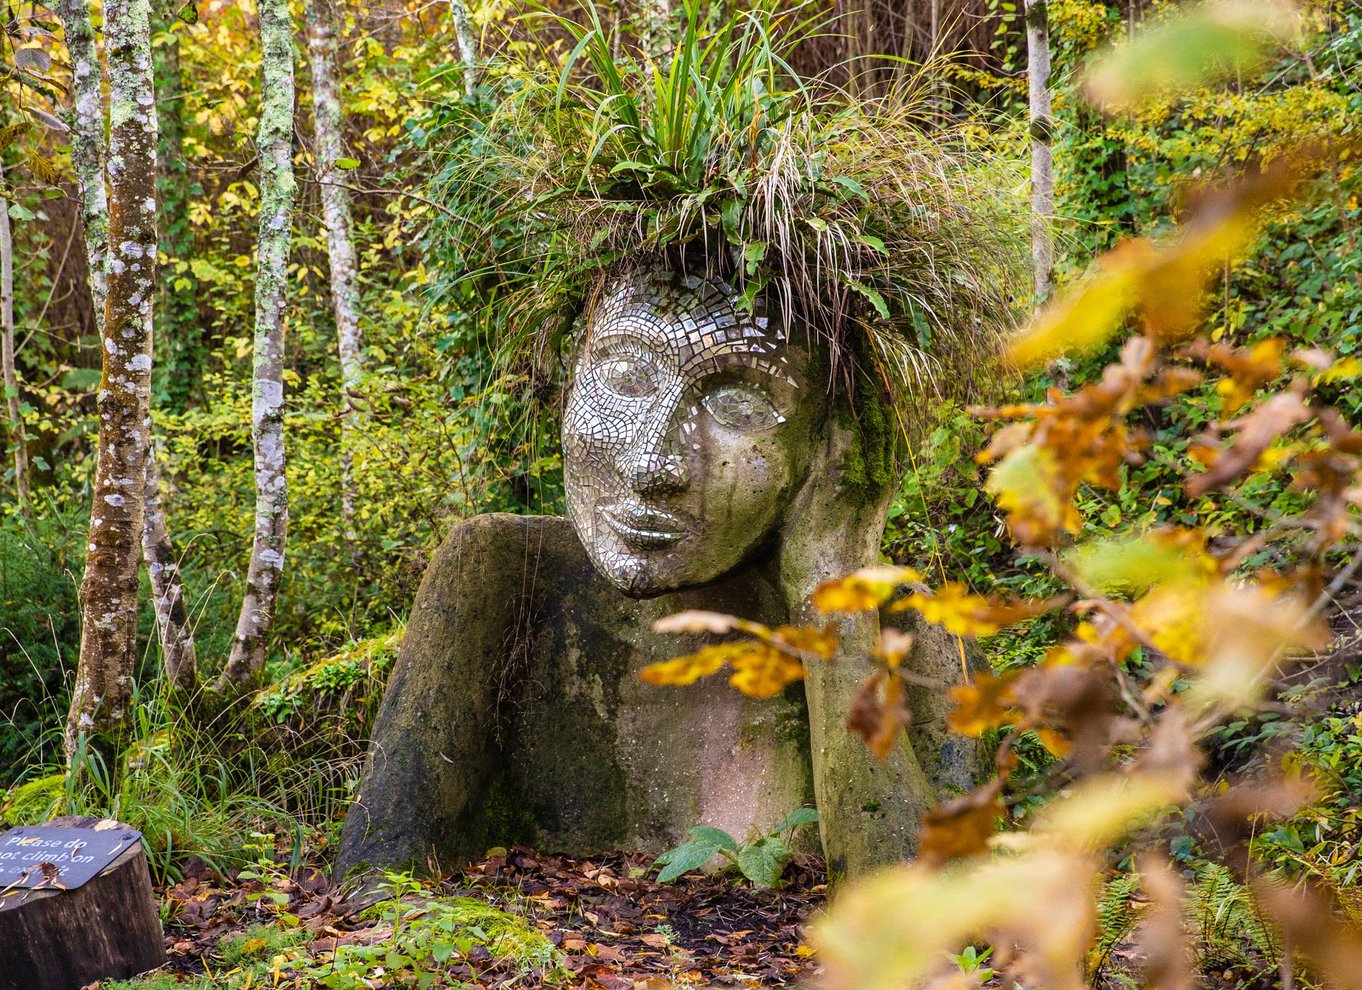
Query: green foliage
[[0, 502, 85, 782], [19, 682, 361, 883], [653, 806, 818, 886], [254, 629, 401, 743], [1086, 871, 1141, 980], [216, 922, 309, 968], [283, 876, 565, 989], [1190, 862, 1281, 974]]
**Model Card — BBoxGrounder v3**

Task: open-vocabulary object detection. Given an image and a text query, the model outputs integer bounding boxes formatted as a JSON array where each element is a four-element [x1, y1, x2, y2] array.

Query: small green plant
[[948, 944, 997, 980], [237, 831, 293, 915], [653, 806, 818, 887]]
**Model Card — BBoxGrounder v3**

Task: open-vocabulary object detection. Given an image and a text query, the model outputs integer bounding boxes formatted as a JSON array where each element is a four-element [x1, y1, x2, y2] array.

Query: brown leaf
[[1134, 855, 1195, 990], [1201, 778, 1318, 873], [919, 778, 1006, 867], [846, 671, 909, 760], [1011, 664, 1120, 774], [1185, 391, 1313, 496], [1253, 878, 1362, 990]]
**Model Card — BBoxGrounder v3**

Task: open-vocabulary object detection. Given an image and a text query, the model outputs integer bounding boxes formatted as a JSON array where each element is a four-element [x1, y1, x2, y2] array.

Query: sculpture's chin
[[596, 556, 684, 599]]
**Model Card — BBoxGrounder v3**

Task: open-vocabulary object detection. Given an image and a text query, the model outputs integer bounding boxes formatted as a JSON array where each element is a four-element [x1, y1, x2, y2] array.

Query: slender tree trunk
[[60, 0, 197, 690], [1024, 0, 1055, 301], [57, 0, 110, 330], [448, 0, 479, 97], [305, 0, 362, 549], [218, 0, 296, 692], [143, 423, 196, 690], [0, 161, 32, 513], [67, 0, 159, 761]]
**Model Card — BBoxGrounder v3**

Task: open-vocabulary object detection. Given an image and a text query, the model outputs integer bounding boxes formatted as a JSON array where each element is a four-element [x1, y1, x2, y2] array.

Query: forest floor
[[149, 846, 825, 988]]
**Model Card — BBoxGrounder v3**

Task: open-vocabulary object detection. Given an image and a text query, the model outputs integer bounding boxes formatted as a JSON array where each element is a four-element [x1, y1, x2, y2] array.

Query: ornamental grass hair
[[427, 0, 1028, 414]]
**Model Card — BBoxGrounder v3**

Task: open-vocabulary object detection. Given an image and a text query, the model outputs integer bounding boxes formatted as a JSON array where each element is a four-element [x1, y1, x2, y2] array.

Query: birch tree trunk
[[59, 0, 198, 689], [143, 434, 196, 690], [1024, 0, 1055, 301], [448, 0, 479, 97], [218, 0, 296, 692], [0, 160, 32, 513], [55, 0, 109, 330], [67, 0, 159, 761], [305, 0, 362, 548]]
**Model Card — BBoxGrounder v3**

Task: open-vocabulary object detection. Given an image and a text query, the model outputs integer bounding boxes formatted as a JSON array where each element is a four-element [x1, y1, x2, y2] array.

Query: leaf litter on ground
[[139, 845, 827, 988]]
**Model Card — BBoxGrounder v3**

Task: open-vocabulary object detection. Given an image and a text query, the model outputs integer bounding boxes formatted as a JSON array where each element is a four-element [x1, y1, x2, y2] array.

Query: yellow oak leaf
[[812, 565, 922, 613], [727, 643, 806, 699]]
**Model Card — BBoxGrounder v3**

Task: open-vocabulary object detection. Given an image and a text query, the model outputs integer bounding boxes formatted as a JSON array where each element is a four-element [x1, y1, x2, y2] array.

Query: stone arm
[[336, 514, 537, 879], [776, 416, 939, 879]]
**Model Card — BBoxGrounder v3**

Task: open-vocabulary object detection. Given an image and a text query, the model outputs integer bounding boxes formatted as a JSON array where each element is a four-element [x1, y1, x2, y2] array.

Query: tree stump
[[0, 816, 166, 990]]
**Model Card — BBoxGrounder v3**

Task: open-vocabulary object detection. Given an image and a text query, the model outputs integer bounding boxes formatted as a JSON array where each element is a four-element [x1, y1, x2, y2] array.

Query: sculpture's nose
[[628, 449, 688, 496], [619, 399, 690, 497]]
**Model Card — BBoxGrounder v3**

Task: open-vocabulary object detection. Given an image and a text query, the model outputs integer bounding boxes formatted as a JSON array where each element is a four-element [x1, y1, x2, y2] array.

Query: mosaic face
[[563, 267, 818, 596]]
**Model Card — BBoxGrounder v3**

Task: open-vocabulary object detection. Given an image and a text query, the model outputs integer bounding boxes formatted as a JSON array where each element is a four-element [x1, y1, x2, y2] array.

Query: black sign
[[0, 825, 141, 891]]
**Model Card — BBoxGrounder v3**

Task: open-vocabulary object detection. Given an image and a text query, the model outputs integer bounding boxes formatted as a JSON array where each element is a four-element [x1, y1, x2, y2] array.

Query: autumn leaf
[[1185, 391, 1313, 496], [1004, 244, 1148, 369], [1252, 879, 1362, 989], [985, 444, 1081, 547], [948, 670, 1021, 737], [1187, 581, 1330, 710], [773, 624, 840, 660], [1134, 856, 1197, 990], [875, 628, 914, 668], [1065, 529, 1216, 596], [1083, 0, 1301, 112], [919, 778, 1005, 866], [652, 610, 748, 635], [639, 644, 739, 687], [1128, 581, 1211, 666], [812, 565, 922, 613], [893, 582, 1063, 637], [846, 671, 909, 760], [727, 643, 806, 699], [1201, 337, 1287, 413]]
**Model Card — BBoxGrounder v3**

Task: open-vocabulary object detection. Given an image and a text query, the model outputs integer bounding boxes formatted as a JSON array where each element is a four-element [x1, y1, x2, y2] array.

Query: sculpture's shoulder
[[422, 513, 592, 603]]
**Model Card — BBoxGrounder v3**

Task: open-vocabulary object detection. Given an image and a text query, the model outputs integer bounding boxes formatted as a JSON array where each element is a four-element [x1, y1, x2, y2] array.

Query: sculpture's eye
[[702, 384, 784, 431], [597, 355, 659, 398]]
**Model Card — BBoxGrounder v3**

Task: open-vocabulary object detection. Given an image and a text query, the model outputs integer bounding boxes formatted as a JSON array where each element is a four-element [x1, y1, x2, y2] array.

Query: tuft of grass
[[217, 923, 309, 969], [13, 677, 363, 884], [428, 0, 1026, 417]]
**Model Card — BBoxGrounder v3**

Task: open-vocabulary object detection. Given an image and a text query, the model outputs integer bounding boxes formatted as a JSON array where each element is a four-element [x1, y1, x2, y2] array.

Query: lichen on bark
[[218, 0, 297, 691], [67, 0, 160, 761]]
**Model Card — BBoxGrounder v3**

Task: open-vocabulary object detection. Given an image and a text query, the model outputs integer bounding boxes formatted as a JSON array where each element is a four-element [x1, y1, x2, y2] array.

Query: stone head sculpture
[[563, 266, 824, 597]]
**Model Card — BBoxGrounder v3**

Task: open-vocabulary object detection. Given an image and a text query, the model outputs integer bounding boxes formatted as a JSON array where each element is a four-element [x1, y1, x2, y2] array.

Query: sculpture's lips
[[600, 503, 688, 550]]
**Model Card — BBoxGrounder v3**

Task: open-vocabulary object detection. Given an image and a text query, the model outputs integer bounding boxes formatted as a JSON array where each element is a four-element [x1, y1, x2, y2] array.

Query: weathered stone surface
[[337, 514, 812, 877], [338, 511, 981, 880]]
